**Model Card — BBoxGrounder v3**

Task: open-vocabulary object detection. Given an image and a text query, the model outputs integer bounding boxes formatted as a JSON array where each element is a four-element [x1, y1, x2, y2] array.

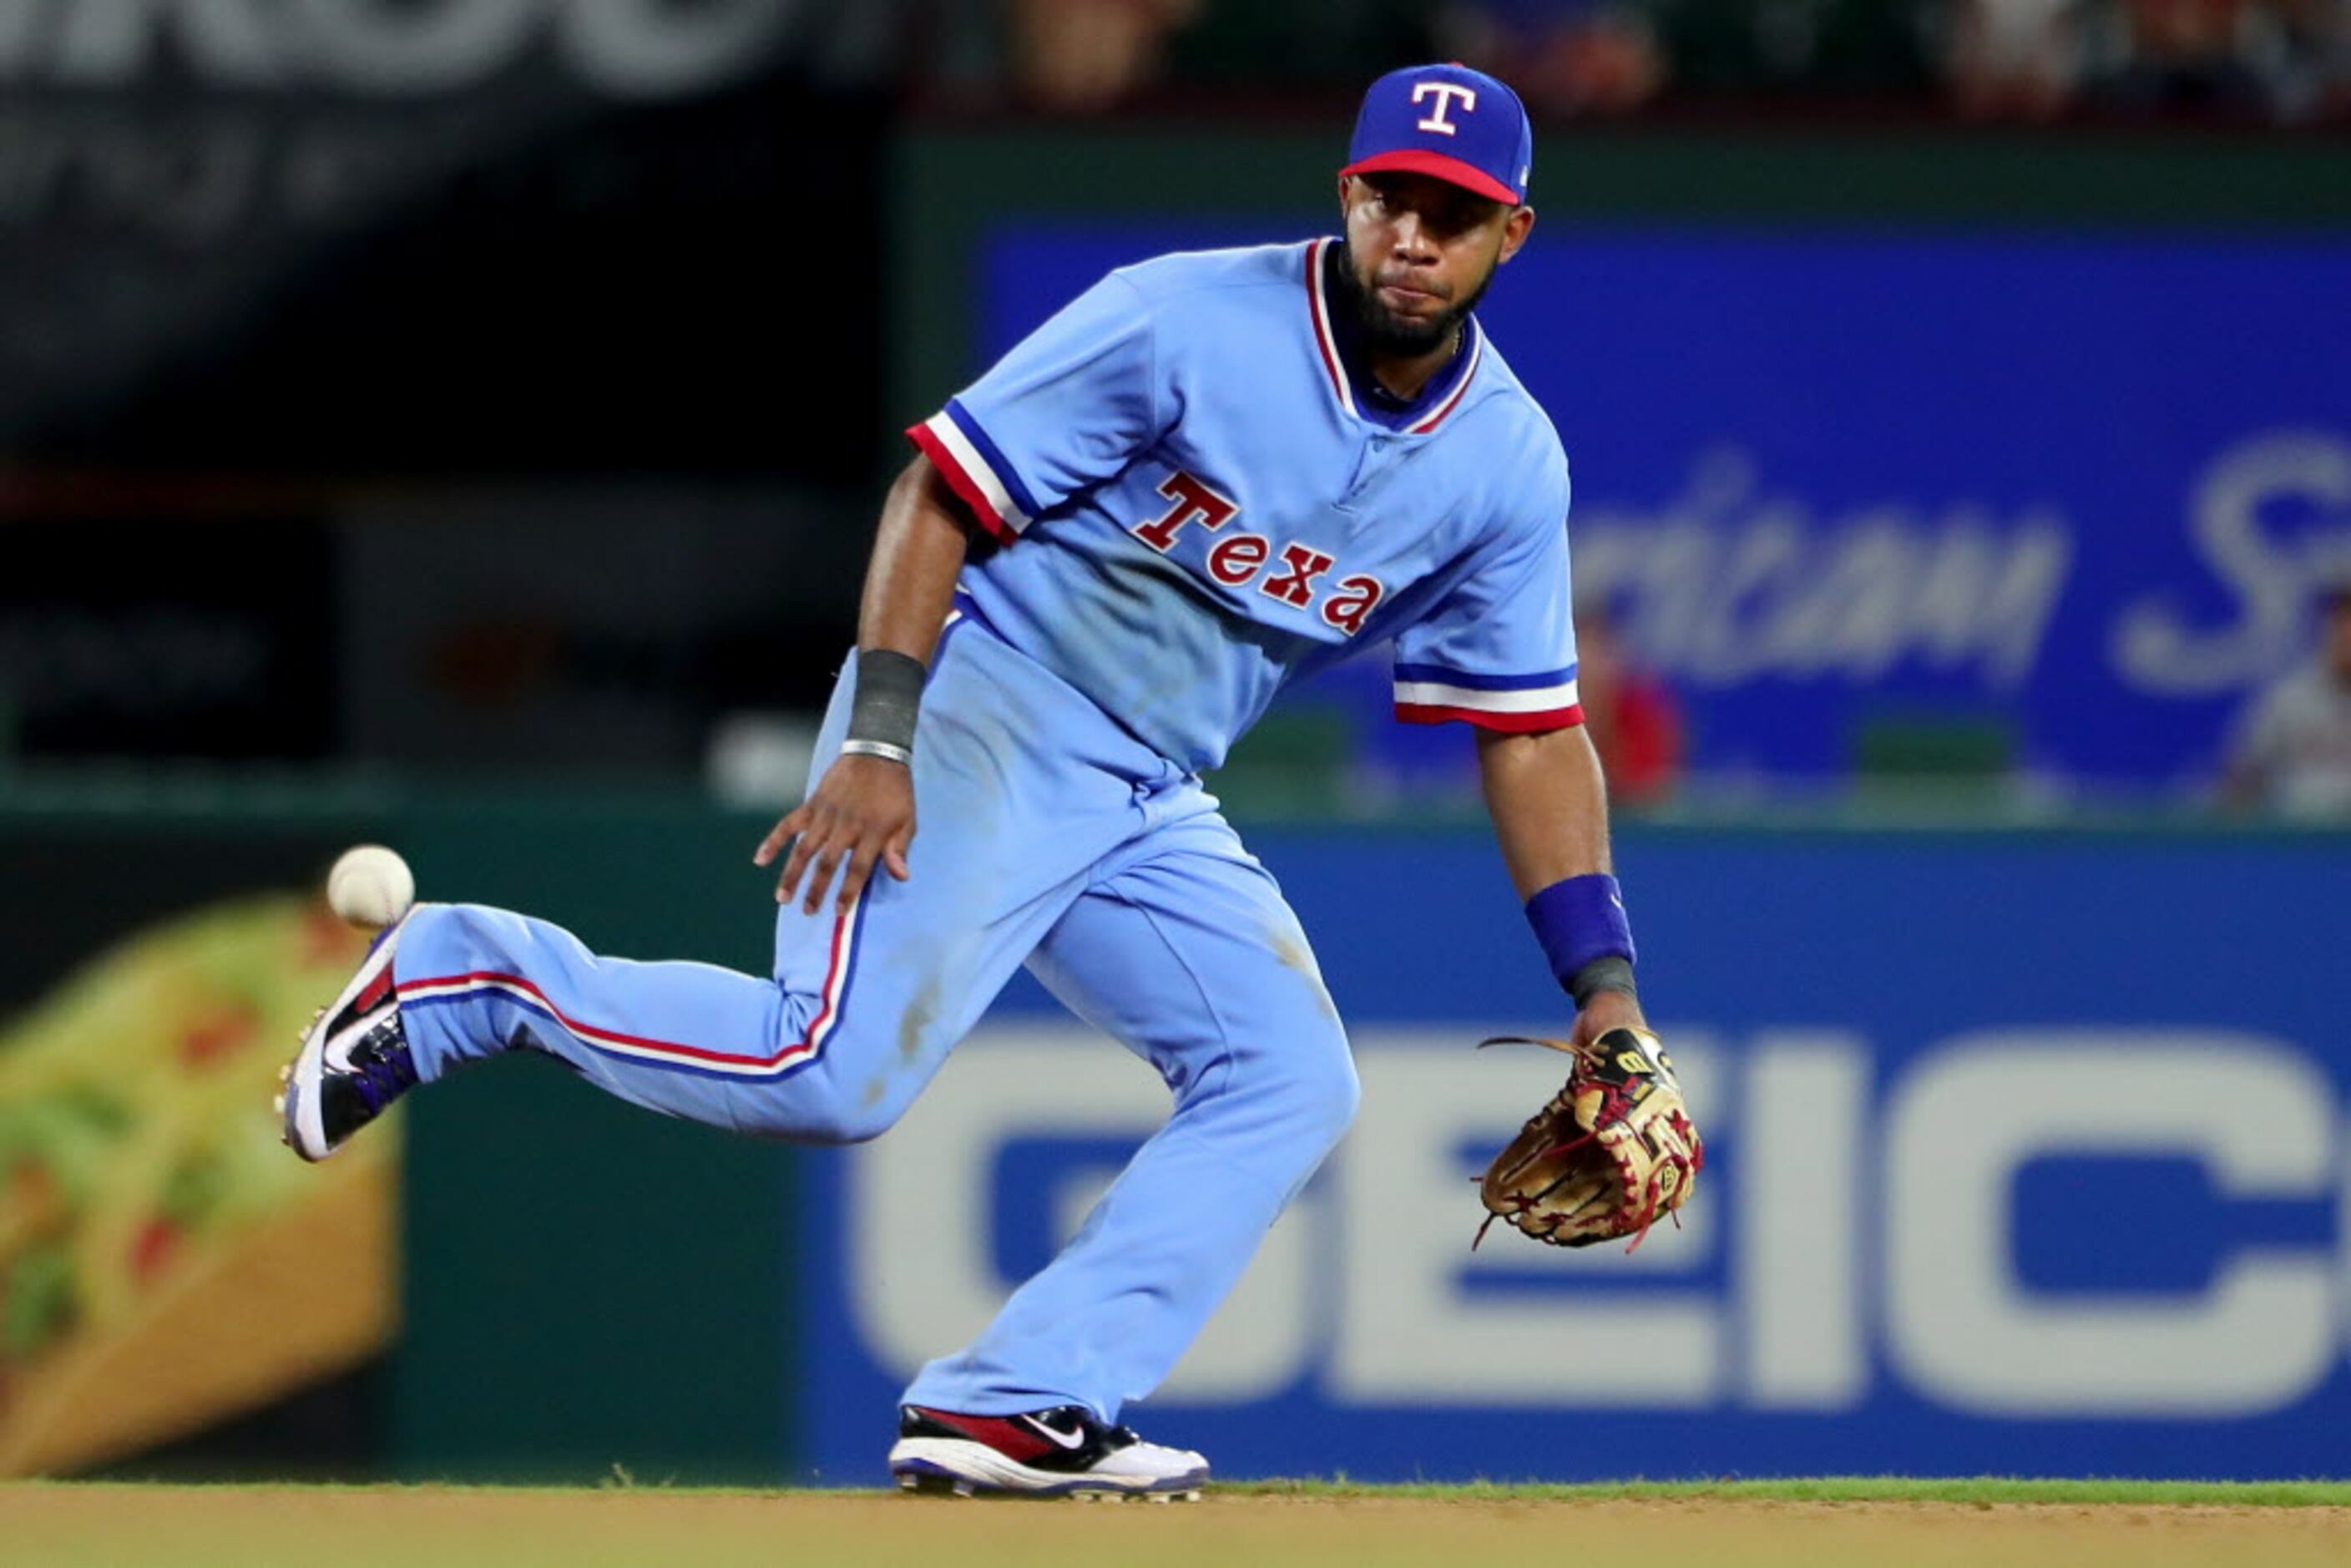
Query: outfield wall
[[11, 793, 2342, 1482], [807, 824, 2351, 1481]]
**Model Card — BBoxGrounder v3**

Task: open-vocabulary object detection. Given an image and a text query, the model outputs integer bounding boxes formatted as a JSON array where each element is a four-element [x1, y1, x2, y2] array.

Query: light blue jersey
[[373, 233, 1590, 1455], [910, 239, 1583, 772]]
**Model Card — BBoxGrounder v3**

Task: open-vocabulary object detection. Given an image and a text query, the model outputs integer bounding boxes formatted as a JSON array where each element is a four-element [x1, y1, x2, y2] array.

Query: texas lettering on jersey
[[907, 239, 1583, 772], [1131, 470, 1388, 635]]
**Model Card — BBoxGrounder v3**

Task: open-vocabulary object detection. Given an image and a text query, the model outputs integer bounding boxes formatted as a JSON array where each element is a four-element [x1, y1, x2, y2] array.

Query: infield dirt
[[8, 1485, 2351, 1568]]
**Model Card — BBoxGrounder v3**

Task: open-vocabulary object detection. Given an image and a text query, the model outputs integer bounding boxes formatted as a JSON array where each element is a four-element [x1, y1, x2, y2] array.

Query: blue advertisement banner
[[963, 224, 2351, 788], [800, 828, 2351, 1483]]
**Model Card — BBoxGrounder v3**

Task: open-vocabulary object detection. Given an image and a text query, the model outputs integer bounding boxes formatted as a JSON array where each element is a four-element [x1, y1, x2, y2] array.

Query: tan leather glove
[[1477, 1027, 1703, 1251]]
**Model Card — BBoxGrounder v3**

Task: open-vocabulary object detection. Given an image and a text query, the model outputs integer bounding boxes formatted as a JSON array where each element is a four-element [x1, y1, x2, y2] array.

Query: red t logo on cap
[[1411, 81, 1478, 135]]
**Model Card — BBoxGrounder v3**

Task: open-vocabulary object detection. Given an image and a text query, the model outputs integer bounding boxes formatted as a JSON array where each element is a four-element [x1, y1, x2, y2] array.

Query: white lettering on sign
[[0, 0, 794, 99], [1575, 447, 2074, 691], [1411, 81, 1477, 135], [2111, 431, 2351, 695], [1737, 1034, 1870, 1409], [1884, 1031, 2337, 1417], [1575, 432, 2351, 705], [842, 1024, 2343, 1416]]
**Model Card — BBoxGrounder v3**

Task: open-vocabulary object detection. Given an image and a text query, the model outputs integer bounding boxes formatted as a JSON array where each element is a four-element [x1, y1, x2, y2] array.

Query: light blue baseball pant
[[392, 609, 1358, 1421]]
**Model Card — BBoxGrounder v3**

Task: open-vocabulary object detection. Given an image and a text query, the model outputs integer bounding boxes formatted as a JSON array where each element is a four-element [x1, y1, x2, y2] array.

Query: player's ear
[[1337, 173, 1355, 216], [1499, 204, 1535, 265]]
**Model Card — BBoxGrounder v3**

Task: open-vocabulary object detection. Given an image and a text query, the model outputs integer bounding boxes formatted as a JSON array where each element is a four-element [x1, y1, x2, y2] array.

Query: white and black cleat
[[279, 910, 420, 1161], [887, 1404, 1208, 1500]]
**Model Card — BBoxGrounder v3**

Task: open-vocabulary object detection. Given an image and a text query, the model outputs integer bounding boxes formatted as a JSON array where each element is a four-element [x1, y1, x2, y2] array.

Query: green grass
[[10, 1476, 2350, 1507]]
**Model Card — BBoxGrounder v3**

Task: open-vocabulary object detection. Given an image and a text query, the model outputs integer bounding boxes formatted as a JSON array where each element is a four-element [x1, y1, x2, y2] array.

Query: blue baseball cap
[[1340, 63, 1533, 208]]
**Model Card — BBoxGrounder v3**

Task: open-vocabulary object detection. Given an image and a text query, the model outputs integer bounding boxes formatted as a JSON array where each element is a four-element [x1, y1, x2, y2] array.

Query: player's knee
[[1271, 1029, 1360, 1150], [730, 1073, 908, 1146], [1312, 1046, 1363, 1145], [803, 1098, 902, 1146]]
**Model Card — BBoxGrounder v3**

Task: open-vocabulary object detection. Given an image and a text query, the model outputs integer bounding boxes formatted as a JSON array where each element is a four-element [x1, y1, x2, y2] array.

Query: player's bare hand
[[754, 755, 916, 915], [1569, 987, 1646, 1052]]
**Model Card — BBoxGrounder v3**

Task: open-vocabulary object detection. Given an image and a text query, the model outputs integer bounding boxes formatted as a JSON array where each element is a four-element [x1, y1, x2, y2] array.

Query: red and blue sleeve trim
[[1393, 661, 1583, 731], [907, 400, 1036, 544]]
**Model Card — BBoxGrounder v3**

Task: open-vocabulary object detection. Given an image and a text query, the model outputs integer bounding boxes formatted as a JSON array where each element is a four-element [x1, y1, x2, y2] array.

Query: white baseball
[[326, 845, 416, 930]]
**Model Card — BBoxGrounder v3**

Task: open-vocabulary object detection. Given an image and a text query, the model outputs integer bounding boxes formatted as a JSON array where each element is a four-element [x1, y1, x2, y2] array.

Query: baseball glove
[[1475, 1026, 1703, 1252]]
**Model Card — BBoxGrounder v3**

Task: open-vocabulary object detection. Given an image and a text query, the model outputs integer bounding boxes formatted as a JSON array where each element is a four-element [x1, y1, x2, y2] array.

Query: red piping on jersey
[[908, 420, 1018, 544], [1396, 702, 1585, 734], [1305, 238, 1356, 419], [1408, 331, 1484, 433], [395, 903, 856, 1071]]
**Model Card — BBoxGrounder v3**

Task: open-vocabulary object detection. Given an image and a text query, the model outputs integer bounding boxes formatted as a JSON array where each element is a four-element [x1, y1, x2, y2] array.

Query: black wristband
[[1567, 954, 1638, 1012], [848, 649, 926, 756]]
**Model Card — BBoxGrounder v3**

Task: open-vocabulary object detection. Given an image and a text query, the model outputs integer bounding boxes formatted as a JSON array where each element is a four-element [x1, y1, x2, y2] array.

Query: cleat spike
[[897, 1475, 918, 1493], [272, 1094, 286, 1115], [278, 1063, 292, 1085], [1181, 1490, 1202, 1503], [950, 1481, 976, 1499]]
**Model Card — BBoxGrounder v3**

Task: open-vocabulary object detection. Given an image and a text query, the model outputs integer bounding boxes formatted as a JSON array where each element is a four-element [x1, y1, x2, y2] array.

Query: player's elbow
[[896, 453, 962, 517]]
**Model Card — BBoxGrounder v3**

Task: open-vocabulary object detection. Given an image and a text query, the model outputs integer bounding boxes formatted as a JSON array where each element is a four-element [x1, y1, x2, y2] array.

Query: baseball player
[[281, 64, 1678, 1498]]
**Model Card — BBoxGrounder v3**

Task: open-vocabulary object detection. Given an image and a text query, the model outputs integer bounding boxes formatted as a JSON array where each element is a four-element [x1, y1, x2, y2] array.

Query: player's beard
[[1334, 241, 1493, 358]]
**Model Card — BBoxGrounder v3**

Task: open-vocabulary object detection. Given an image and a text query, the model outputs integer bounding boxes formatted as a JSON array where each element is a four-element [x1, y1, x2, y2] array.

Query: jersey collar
[[1306, 237, 1484, 436]]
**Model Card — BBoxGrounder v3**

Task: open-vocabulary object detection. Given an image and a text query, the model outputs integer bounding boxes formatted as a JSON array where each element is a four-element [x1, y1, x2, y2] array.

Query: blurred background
[[3, 0, 2348, 1490]]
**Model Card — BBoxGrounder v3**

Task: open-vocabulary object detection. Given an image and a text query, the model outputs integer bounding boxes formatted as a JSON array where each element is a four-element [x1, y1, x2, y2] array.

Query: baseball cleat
[[887, 1404, 1209, 1499], [279, 913, 419, 1162]]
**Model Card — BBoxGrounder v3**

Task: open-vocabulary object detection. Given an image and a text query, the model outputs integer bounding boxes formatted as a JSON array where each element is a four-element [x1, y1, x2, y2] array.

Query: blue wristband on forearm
[[1524, 873, 1636, 994]]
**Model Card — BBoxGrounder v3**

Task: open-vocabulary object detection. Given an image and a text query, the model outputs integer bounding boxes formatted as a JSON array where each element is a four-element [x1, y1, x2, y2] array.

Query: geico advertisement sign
[[846, 1025, 2343, 1418]]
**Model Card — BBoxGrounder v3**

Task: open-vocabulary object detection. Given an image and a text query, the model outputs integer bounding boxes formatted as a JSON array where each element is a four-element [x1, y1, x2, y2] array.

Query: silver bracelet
[[839, 738, 913, 766]]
